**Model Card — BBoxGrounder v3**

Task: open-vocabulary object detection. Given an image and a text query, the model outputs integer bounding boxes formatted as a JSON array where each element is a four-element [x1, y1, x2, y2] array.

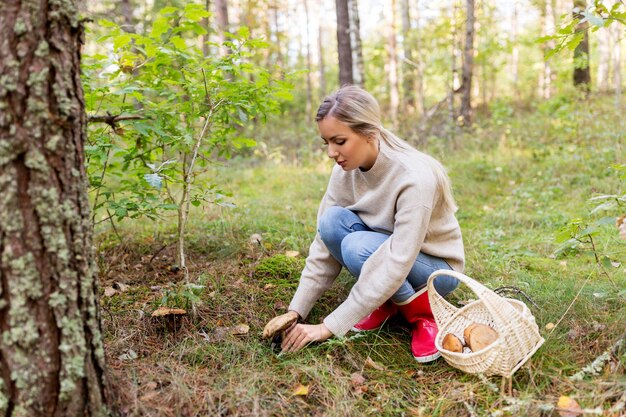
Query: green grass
[[99, 94, 625, 416]]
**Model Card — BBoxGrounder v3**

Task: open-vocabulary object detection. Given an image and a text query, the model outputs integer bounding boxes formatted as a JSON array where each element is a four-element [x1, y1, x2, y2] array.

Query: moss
[[34, 41, 49, 57], [13, 18, 27, 36], [0, 378, 7, 414]]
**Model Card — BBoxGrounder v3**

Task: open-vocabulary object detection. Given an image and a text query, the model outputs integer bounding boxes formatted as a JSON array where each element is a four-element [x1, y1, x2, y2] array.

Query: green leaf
[[184, 4, 210, 22], [171, 36, 187, 50], [151, 17, 169, 39], [113, 34, 132, 50], [98, 19, 118, 28]]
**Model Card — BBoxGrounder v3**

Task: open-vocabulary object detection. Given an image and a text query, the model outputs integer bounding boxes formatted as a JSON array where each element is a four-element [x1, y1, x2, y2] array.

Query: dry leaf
[[292, 384, 309, 396], [285, 250, 300, 258], [350, 372, 366, 386], [114, 282, 130, 292], [231, 324, 249, 335], [364, 356, 385, 371], [144, 381, 158, 390], [139, 391, 160, 402], [557, 395, 582, 417], [263, 283, 276, 290], [104, 286, 117, 297], [545, 322, 556, 331], [151, 307, 187, 317]]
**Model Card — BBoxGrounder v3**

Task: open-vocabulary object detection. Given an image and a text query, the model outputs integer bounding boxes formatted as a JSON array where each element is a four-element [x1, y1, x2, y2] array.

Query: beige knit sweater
[[288, 139, 465, 337]]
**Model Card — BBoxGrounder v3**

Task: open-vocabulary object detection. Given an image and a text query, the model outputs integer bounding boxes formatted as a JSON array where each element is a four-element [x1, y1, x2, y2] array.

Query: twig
[[88, 113, 144, 126], [493, 286, 539, 309]]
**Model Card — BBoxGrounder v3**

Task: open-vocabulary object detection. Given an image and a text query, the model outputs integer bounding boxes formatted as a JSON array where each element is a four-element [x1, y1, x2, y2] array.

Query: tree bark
[[335, 0, 354, 85], [539, 0, 555, 99], [215, 0, 232, 56], [202, 0, 212, 57], [0, 0, 110, 415], [400, 0, 415, 110], [303, 0, 313, 115], [318, 16, 327, 96], [385, 0, 399, 127], [611, 16, 621, 98], [348, 0, 365, 86], [460, 0, 475, 126], [573, 0, 591, 92]]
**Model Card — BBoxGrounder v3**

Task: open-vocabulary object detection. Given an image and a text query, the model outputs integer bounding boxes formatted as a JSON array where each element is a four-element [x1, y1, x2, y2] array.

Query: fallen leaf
[[263, 283, 276, 290], [231, 324, 249, 335], [151, 307, 187, 317], [292, 384, 309, 396], [118, 349, 138, 361], [114, 282, 130, 292], [144, 381, 158, 390], [557, 395, 582, 417], [545, 322, 555, 331], [104, 286, 117, 297], [285, 250, 300, 258], [350, 372, 366, 386], [364, 356, 385, 371]]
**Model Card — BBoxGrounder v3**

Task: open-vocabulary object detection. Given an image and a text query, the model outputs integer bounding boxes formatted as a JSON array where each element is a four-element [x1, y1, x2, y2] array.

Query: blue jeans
[[318, 206, 459, 303]]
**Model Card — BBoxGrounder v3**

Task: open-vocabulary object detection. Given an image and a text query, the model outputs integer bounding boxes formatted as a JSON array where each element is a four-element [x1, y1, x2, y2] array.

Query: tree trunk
[[0, 0, 110, 415], [460, 0, 475, 126], [597, 25, 611, 92], [202, 0, 211, 57], [120, 0, 135, 33], [348, 0, 365, 86], [572, 0, 591, 92], [511, 0, 519, 97], [304, 0, 313, 115], [400, 0, 415, 110], [611, 16, 622, 98], [414, 0, 426, 116], [385, 0, 399, 127], [539, 0, 555, 99], [215, 0, 232, 56], [318, 17, 327, 96], [335, 0, 354, 85]]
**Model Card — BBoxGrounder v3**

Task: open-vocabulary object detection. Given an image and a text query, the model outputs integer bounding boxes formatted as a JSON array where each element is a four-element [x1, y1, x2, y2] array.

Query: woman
[[263, 86, 464, 362]]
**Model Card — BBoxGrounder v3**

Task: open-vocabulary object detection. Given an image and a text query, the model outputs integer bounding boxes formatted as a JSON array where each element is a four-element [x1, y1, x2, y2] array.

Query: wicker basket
[[427, 270, 545, 378]]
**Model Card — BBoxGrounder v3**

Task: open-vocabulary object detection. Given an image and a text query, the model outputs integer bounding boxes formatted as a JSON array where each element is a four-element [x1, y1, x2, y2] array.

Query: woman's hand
[[262, 310, 299, 339], [281, 323, 333, 353]]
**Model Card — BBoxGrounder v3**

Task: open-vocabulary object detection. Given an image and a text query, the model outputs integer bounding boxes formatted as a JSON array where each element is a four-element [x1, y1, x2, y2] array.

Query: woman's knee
[[433, 272, 459, 296], [318, 206, 347, 241]]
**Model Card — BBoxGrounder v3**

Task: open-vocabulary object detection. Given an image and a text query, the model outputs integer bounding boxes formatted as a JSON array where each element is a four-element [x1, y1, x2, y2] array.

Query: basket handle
[[426, 269, 464, 325], [427, 269, 529, 331]]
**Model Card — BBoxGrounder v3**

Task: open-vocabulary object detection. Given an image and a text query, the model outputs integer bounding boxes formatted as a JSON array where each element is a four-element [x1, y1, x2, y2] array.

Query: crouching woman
[[263, 86, 464, 362]]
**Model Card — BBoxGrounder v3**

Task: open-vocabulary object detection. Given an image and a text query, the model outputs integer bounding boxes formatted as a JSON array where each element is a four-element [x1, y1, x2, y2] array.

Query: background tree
[[335, 0, 354, 85], [460, 0, 475, 125], [349, 0, 365, 86], [0, 0, 110, 414], [573, 0, 591, 91]]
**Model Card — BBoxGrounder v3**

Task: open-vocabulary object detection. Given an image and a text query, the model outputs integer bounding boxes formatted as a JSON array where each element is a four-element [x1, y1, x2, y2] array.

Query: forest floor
[[96, 95, 625, 416]]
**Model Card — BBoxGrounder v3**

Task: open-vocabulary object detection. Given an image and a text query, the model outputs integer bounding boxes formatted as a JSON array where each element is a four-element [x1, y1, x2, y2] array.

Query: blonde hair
[[316, 85, 457, 212]]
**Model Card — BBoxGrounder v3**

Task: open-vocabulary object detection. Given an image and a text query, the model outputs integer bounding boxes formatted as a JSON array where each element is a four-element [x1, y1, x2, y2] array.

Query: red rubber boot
[[351, 301, 397, 332], [395, 289, 441, 363]]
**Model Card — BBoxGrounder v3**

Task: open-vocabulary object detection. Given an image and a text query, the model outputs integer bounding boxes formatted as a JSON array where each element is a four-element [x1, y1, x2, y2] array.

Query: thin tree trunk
[[460, 0, 475, 126], [304, 0, 313, 115], [202, 0, 211, 57], [0, 0, 110, 415], [318, 16, 327, 96], [349, 0, 365, 86], [511, 0, 519, 97], [540, 0, 556, 99], [573, 0, 591, 92], [401, 0, 415, 110], [450, 1, 459, 130], [385, 0, 399, 127], [120, 0, 135, 32], [612, 18, 622, 105], [215, 0, 232, 56], [414, 0, 425, 116], [336, 0, 354, 85]]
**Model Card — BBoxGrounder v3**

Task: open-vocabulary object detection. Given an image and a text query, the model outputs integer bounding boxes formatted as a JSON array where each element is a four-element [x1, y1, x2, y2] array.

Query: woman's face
[[317, 116, 379, 171]]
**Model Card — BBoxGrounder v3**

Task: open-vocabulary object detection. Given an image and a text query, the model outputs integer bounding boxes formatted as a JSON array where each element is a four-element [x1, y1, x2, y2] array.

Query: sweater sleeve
[[323, 183, 434, 336], [288, 173, 343, 320]]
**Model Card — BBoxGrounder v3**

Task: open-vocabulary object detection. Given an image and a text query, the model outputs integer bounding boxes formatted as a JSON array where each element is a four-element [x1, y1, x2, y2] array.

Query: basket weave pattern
[[427, 270, 545, 377]]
